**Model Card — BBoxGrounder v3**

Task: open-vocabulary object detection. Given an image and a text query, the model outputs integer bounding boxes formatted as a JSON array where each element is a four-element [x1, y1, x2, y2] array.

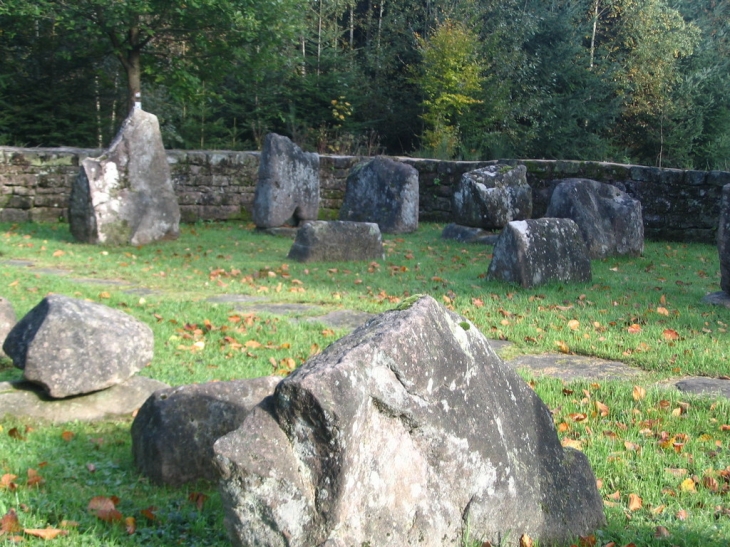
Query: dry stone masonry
[[69, 109, 180, 245], [488, 219, 592, 288], [253, 133, 320, 228], [213, 295, 605, 547], [3, 294, 154, 398], [2, 146, 729, 243], [720, 184, 730, 295], [0, 296, 16, 358]]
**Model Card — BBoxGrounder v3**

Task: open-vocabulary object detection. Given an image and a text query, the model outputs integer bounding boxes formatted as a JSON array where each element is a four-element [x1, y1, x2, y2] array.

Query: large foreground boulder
[[214, 295, 605, 547], [339, 156, 418, 233], [0, 296, 15, 358], [69, 109, 180, 245], [453, 164, 532, 229], [545, 178, 643, 259], [253, 133, 320, 228], [2, 294, 154, 398], [132, 376, 280, 486], [487, 219, 592, 288], [287, 221, 384, 262], [720, 184, 730, 295]]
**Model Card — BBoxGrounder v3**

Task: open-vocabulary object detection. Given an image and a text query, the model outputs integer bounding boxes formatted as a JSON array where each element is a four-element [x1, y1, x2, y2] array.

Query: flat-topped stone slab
[[506, 353, 641, 381], [206, 294, 269, 304], [1, 259, 36, 267], [303, 309, 377, 330], [233, 302, 327, 316], [703, 291, 730, 308], [0, 375, 169, 422], [441, 223, 499, 245], [675, 377, 730, 399]]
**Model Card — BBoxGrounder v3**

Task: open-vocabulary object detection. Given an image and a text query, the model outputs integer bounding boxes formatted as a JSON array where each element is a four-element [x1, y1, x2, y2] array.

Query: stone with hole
[[487, 218, 592, 288], [545, 178, 643, 259], [287, 220, 384, 262], [69, 109, 180, 245], [253, 133, 320, 228], [339, 156, 418, 233], [213, 295, 604, 547], [3, 294, 153, 398], [452, 164, 532, 229], [132, 376, 280, 486]]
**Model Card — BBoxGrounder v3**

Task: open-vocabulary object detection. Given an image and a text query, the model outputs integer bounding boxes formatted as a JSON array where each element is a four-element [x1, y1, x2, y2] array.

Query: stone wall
[[1, 146, 728, 243]]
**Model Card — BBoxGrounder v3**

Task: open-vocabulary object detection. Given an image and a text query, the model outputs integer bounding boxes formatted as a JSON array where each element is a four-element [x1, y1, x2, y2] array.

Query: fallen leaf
[[52, 250, 64, 257], [188, 492, 209, 511], [568, 413, 587, 422], [125, 516, 136, 534], [88, 496, 116, 513], [632, 386, 646, 401], [578, 534, 596, 546], [607, 490, 621, 501], [651, 504, 666, 515], [1, 509, 22, 534], [555, 340, 570, 354], [655, 526, 670, 538], [595, 401, 609, 417], [26, 469, 43, 487], [680, 478, 696, 492], [519, 534, 534, 547], [8, 428, 25, 440], [61, 431, 74, 442], [561, 438, 583, 450], [98, 291, 110, 299], [628, 493, 643, 511], [656, 307, 670, 316], [1, 474, 18, 491], [662, 329, 680, 341], [568, 319, 580, 330], [140, 507, 157, 521], [676, 509, 688, 520], [624, 441, 641, 452], [627, 324, 642, 334], [24, 528, 68, 539]]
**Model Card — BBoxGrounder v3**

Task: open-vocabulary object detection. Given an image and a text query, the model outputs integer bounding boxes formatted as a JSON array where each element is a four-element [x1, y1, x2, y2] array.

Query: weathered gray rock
[[675, 377, 730, 399], [0, 296, 15, 358], [214, 295, 604, 547], [452, 164, 532, 229], [719, 184, 730, 294], [132, 376, 280, 486], [253, 133, 320, 228], [339, 156, 418, 233], [287, 221, 384, 262], [441, 223, 499, 245], [545, 178, 643, 259], [0, 376, 168, 423], [487, 219, 592, 288], [69, 109, 181, 245], [2, 294, 154, 398]]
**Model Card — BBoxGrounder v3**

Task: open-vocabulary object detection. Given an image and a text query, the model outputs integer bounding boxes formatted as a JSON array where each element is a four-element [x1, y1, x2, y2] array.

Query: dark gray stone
[[3, 294, 154, 398], [0, 376, 168, 423], [546, 178, 644, 259], [69, 109, 181, 245], [452, 164, 532, 229], [675, 377, 730, 399], [441, 223, 499, 245], [132, 376, 280, 486], [487, 219, 592, 288], [703, 291, 730, 308], [253, 133, 320, 228], [339, 156, 419, 233], [0, 296, 15, 358], [288, 220, 384, 262], [214, 295, 604, 547], [719, 184, 730, 294]]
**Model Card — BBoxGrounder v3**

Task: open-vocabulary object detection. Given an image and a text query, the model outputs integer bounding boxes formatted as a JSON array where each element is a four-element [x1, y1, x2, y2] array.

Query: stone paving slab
[[505, 353, 642, 382], [675, 377, 730, 398], [234, 302, 327, 316], [0, 375, 169, 423], [206, 294, 269, 304]]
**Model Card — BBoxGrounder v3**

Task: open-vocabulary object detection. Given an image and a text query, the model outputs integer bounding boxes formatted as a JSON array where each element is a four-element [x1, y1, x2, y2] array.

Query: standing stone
[[214, 296, 605, 547], [487, 219, 592, 288], [452, 164, 532, 229], [132, 376, 280, 486], [720, 184, 730, 295], [2, 294, 154, 398], [287, 221, 384, 262], [339, 156, 419, 233], [546, 178, 643, 259], [253, 133, 320, 228], [0, 296, 16, 358], [69, 109, 181, 246]]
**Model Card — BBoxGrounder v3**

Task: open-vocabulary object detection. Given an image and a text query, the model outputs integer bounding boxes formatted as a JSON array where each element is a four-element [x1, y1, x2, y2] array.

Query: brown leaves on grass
[[24, 528, 68, 540], [662, 328, 680, 341], [628, 493, 643, 511], [88, 496, 123, 523], [1, 509, 68, 540], [1, 510, 22, 534]]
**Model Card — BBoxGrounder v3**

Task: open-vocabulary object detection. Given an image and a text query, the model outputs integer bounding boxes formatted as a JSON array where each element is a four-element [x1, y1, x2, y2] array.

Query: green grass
[[1, 221, 729, 546]]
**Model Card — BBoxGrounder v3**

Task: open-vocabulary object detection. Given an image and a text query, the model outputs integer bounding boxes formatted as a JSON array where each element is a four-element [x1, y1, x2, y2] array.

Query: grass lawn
[[0, 221, 729, 546]]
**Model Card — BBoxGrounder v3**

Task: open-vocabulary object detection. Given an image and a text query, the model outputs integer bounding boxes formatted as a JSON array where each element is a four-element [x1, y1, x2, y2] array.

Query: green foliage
[[412, 20, 484, 158]]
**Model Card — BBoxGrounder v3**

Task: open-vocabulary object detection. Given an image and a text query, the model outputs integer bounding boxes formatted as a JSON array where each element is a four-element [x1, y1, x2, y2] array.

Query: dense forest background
[[0, 0, 728, 169]]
